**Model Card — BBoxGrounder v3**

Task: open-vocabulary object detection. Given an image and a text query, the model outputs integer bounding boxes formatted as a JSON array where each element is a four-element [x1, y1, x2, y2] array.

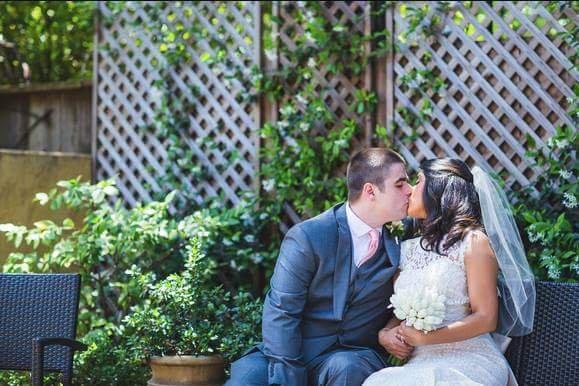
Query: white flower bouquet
[[389, 285, 446, 332], [386, 285, 446, 365]]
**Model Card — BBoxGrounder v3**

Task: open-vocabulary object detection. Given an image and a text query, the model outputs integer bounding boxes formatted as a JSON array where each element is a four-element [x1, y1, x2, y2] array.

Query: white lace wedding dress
[[363, 234, 517, 386]]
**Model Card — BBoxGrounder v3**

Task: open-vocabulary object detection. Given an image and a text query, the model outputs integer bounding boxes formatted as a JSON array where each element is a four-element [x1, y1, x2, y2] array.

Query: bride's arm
[[399, 231, 499, 346]]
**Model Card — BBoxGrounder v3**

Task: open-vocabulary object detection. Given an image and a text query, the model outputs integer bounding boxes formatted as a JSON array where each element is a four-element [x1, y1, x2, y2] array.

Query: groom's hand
[[378, 326, 413, 359]]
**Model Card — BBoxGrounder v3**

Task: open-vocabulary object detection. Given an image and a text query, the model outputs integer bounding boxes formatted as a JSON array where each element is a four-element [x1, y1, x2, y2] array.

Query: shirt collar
[[346, 202, 383, 238]]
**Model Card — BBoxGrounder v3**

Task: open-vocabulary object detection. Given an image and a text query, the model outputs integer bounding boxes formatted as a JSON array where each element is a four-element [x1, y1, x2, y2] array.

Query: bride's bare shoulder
[[464, 230, 496, 264]]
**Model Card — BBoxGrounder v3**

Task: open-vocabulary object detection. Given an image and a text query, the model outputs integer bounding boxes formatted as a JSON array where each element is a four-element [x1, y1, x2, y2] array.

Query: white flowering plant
[[511, 124, 578, 283]]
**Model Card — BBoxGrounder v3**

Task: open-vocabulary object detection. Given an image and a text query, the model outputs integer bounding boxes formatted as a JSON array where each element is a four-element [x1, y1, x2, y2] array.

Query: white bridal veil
[[472, 166, 536, 337]]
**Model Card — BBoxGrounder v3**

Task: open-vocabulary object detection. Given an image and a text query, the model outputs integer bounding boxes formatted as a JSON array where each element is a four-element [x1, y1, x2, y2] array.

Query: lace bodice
[[396, 235, 471, 314], [364, 232, 516, 386]]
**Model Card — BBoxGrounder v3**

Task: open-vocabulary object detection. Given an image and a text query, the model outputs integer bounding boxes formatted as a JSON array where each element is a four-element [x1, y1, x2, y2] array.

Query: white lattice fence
[[276, 1, 372, 136], [273, 1, 374, 228], [95, 2, 260, 207], [94, 1, 576, 212], [391, 1, 577, 191]]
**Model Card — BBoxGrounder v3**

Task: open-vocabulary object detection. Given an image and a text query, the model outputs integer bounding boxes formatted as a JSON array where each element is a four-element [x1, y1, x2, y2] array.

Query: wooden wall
[[0, 81, 92, 154]]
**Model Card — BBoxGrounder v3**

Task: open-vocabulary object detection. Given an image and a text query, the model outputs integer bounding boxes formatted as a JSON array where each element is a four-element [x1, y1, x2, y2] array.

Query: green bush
[[0, 179, 197, 332], [0, 1, 94, 84], [511, 125, 578, 282], [123, 238, 262, 362], [74, 327, 149, 386], [0, 178, 263, 384]]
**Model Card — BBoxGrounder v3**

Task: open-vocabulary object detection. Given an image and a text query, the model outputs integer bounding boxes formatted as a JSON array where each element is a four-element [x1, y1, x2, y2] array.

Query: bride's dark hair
[[419, 158, 483, 254]]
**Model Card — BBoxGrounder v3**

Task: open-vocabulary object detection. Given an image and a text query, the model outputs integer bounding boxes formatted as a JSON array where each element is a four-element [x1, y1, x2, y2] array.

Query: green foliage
[[259, 102, 356, 220], [248, 2, 395, 222], [199, 194, 278, 290], [0, 178, 264, 383], [74, 326, 150, 386], [123, 238, 262, 362], [1, 178, 190, 331], [507, 6, 579, 282], [119, 1, 577, 287], [2, 1, 576, 382], [393, 2, 454, 143], [0, 1, 94, 84], [510, 125, 578, 282], [398, 2, 455, 45], [118, 1, 395, 294], [0, 372, 61, 386]]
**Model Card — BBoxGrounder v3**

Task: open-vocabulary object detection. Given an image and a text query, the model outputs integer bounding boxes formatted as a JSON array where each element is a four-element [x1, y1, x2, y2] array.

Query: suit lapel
[[331, 205, 401, 320], [333, 203, 351, 320], [383, 227, 401, 268]]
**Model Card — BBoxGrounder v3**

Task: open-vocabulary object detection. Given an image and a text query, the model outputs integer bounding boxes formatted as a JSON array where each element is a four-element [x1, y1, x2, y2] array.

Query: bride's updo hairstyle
[[419, 158, 483, 254]]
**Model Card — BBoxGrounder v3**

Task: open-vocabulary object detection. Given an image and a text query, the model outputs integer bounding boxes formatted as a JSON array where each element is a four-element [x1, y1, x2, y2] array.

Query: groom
[[226, 148, 414, 385]]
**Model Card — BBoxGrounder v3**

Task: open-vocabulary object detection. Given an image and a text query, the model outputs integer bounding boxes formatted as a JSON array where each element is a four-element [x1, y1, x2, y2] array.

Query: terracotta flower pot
[[147, 355, 225, 386]]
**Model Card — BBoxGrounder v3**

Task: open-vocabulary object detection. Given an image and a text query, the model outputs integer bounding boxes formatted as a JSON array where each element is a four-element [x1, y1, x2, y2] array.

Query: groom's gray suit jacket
[[254, 202, 402, 385]]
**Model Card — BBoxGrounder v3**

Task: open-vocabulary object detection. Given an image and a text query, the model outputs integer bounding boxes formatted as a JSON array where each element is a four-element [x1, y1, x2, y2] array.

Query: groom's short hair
[[346, 147, 406, 202]]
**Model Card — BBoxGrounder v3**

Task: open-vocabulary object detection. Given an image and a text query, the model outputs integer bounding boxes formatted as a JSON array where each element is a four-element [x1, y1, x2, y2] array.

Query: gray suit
[[226, 203, 401, 385]]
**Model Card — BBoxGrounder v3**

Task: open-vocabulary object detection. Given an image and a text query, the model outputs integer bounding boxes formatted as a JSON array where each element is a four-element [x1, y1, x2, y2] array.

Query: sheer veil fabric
[[472, 166, 535, 338]]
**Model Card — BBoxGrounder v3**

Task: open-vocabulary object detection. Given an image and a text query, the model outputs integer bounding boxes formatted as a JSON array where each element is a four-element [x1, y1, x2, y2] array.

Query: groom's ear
[[362, 182, 376, 199]]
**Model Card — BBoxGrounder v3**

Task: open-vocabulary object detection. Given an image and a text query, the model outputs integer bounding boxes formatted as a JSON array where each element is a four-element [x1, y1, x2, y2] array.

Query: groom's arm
[[262, 225, 315, 386], [379, 270, 414, 359]]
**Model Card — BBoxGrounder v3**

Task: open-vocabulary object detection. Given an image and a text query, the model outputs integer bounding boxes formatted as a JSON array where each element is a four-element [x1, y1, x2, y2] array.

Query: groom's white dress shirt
[[346, 202, 383, 268]]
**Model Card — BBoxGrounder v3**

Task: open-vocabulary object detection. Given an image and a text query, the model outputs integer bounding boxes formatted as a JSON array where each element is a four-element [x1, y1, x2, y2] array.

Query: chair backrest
[[0, 273, 81, 373], [505, 281, 579, 385]]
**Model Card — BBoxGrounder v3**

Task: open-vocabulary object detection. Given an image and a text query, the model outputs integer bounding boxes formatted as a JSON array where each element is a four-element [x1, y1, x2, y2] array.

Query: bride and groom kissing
[[226, 147, 535, 386]]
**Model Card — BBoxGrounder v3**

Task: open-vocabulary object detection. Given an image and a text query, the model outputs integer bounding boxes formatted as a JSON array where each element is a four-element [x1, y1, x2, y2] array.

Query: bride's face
[[408, 172, 427, 219]]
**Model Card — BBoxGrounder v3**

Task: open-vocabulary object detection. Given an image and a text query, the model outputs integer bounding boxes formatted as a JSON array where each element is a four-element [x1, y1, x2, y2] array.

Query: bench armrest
[[32, 337, 88, 386]]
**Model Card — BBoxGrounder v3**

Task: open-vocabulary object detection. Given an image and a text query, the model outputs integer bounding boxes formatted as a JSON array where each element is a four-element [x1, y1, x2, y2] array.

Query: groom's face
[[374, 163, 411, 223]]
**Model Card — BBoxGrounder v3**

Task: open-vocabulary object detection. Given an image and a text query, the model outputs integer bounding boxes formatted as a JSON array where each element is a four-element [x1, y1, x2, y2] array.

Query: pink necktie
[[358, 229, 379, 267]]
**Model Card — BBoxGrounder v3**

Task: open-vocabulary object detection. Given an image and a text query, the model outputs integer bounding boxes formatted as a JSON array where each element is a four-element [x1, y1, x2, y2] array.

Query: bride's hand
[[399, 322, 428, 346], [378, 326, 413, 359]]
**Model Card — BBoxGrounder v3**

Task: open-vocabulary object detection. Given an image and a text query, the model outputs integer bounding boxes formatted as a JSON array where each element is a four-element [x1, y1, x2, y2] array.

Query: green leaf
[[91, 189, 105, 204], [62, 218, 75, 229], [103, 186, 119, 196], [35, 192, 49, 206], [31, 6, 42, 20], [525, 133, 536, 149], [15, 233, 23, 249], [57, 180, 72, 188]]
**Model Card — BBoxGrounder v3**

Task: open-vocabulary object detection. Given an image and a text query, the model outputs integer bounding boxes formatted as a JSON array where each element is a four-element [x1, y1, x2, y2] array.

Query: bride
[[363, 158, 535, 386]]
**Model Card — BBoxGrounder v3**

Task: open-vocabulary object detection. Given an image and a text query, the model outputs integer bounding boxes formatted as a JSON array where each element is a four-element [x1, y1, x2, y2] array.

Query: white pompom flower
[[388, 285, 446, 333]]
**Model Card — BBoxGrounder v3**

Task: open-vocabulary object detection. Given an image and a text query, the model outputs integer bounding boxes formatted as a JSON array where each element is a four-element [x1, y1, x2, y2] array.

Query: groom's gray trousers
[[225, 346, 384, 386], [226, 203, 402, 385]]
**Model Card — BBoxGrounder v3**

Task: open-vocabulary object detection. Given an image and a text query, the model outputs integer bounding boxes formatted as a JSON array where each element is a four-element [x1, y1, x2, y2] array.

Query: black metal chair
[[505, 281, 579, 385], [0, 273, 87, 385]]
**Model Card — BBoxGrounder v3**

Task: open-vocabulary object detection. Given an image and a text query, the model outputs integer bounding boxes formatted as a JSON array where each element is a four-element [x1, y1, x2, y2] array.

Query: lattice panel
[[95, 2, 259, 207], [95, 1, 576, 216], [392, 1, 578, 191], [276, 1, 371, 138], [274, 1, 373, 229]]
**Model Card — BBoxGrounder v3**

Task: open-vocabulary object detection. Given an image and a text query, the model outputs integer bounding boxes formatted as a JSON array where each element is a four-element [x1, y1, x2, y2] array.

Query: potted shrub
[[123, 238, 262, 386]]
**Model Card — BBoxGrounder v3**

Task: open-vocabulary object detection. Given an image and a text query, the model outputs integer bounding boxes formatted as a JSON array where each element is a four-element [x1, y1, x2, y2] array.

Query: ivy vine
[[101, 1, 577, 286]]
